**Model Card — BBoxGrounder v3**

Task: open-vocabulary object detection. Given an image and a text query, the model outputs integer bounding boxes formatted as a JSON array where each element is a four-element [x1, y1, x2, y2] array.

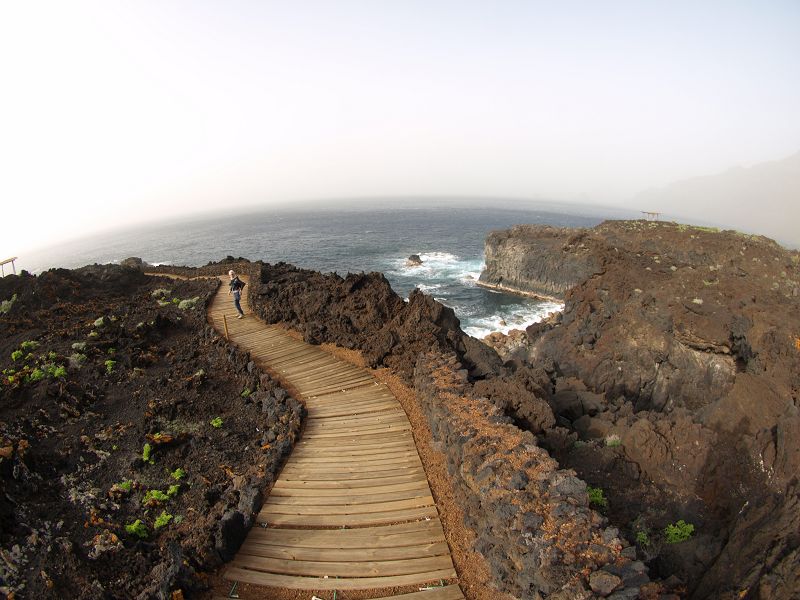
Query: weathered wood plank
[[223, 567, 457, 590]]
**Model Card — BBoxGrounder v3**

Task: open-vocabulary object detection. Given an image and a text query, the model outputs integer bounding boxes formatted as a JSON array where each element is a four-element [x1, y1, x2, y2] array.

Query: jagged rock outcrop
[[478, 224, 603, 299], [249, 262, 503, 382]]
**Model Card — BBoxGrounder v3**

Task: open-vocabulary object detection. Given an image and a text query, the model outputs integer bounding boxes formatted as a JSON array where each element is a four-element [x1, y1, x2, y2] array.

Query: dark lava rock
[[249, 262, 502, 382], [481, 220, 800, 598], [407, 254, 423, 265], [589, 570, 622, 596]]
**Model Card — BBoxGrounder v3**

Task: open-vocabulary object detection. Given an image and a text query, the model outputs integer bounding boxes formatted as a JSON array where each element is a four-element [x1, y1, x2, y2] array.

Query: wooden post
[[223, 314, 229, 340]]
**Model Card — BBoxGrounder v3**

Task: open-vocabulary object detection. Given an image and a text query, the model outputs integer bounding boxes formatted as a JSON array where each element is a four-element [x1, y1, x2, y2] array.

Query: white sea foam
[[463, 301, 563, 339]]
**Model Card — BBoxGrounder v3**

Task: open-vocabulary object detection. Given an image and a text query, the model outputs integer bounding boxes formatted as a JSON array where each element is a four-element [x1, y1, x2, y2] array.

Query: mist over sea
[[24, 205, 611, 338]]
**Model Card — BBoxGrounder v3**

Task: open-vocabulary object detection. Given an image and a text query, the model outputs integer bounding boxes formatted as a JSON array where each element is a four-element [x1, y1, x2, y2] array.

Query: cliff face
[[478, 224, 602, 299], [486, 220, 800, 597]]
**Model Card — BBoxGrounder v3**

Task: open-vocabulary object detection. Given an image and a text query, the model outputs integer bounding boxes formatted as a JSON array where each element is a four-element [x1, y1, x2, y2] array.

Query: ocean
[[22, 204, 610, 339]]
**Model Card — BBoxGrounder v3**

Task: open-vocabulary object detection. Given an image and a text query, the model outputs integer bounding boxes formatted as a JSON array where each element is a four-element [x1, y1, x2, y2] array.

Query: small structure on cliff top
[[641, 211, 661, 221], [0, 257, 17, 277]]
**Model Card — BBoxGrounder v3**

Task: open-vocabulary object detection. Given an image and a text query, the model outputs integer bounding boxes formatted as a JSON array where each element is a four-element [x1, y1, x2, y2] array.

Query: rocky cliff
[[483, 220, 800, 598], [478, 224, 603, 299]]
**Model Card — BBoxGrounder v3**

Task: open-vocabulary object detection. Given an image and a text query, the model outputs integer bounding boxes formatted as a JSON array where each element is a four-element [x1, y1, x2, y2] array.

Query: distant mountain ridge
[[633, 151, 800, 247]]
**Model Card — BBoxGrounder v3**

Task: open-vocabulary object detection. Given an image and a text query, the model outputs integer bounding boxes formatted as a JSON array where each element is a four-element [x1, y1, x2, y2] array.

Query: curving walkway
[[207, 277, 463, 598]]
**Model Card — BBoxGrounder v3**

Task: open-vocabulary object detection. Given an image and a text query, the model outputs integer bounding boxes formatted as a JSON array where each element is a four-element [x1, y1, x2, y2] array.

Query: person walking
[[228, 270, 246, 318]]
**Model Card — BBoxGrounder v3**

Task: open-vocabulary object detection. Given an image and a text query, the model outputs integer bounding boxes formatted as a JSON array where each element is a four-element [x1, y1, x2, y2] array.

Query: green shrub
[[587, 485, 609, 508], [151, 288, 171, 298], [166, 484, 180, 497], [118, 480, 132, 492], [240, 388, 251, 398], [178, 297, 200, 310], [105, 360, 116, 374], [11, 350, 23, 362], [88, 331, 99, 339], [604, 434, 622, 447], [125, 519, 148, 539], [143, 489, 170, 503], [93, 317, 105, 328], [0, 294, 17, 314], [71, 342, 87, 352], [664, 520, 695, 543], [170, 468, 186, 480], [635, 530, 650, 546], [210, 417, 223, 428], [20, 341, 39, 352], [154, 511, 173, 529], [29, 368, 45, 382], [47, 364, 66, 378], [142, 443, 154, 464]]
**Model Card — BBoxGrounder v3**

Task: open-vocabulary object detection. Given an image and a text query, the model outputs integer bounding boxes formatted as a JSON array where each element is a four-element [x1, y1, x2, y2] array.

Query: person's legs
[[234, 292, 244, 317]]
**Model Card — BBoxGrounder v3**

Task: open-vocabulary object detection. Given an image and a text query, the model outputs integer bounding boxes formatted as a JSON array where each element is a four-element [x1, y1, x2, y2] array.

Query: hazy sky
[[2, 1, 799, 257]]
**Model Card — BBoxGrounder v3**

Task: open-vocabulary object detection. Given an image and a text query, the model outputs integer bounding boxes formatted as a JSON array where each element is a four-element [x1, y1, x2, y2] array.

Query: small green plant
[[20, 341, 39, 352], [240, 388, 251, 398], [151, 288, 171, 298], [107, 348, 116, 355], [71, 342, 87, 352], [604, 434, 622, 447], [28, 368, 45, 383], [144, 489, 170, 504], [172, 297, 180, 304], [142, 443, 154, 464], [47, 351, 57, 361], [166, 484, 180, 497], [210, 417, 223, 428], [664, 520, 694, 543], [154, 511, 173, 529], [178, 297, 200, 310], [124, 519, 148, 539], [119, 480, 132, 492], [47, 364, 66, 378], [93, 317, 105, 328], [170, 468, 186, 480], [105, 360, 116, 374], [587, 485, 609, 508], [636, 530, 651, 547], [11, 350, 23, 362], [174, 515, 184, 525], [0, 294, 17, 314], [88, 331, 99, 339]]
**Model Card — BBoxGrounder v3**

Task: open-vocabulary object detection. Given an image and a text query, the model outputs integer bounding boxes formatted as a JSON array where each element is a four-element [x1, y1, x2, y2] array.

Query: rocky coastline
[[2, 218, 798, 599]]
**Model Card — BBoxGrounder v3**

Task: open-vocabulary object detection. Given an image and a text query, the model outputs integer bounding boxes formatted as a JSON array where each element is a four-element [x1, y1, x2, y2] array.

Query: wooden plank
[[246, 519, 445, 545], [259, 505, 438, 526], [284, 454, 420, 467], [306, 409, 406, 424], [237, 541, 451, 563], [268, 480, 430, 498], [279, 466, 423, 481], [230, 553, 454, 578], [365, 585, 464, 600], [281, 459, 421, 474], [299, 432, 412, 445], [265, 487, 432, 505], [260, 496, 433, 517], [300, 424, 411, 438], [299, 379, 377, 396], [224, 567, 457, 590], [273, 473, 427, 489]]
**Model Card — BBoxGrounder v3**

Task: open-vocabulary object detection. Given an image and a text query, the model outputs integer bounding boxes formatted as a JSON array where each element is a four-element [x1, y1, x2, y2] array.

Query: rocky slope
[[481, 220, 800, 598], [0, 264, 303, 598]]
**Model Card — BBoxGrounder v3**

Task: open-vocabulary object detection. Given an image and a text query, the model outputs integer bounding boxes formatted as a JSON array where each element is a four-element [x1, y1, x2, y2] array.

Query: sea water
[[23, 205, 609, 339]]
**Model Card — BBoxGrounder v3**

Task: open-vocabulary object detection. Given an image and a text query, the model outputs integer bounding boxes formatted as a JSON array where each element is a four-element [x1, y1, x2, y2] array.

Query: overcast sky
[[1, 1, 799, 257]]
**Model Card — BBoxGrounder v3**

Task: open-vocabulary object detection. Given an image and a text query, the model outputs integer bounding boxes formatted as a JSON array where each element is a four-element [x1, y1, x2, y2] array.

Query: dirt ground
[[0, 266, 300, 599]]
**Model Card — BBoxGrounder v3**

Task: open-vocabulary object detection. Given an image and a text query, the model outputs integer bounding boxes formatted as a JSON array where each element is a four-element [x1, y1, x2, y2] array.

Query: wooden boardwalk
[[206, 277, 463, 597]]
